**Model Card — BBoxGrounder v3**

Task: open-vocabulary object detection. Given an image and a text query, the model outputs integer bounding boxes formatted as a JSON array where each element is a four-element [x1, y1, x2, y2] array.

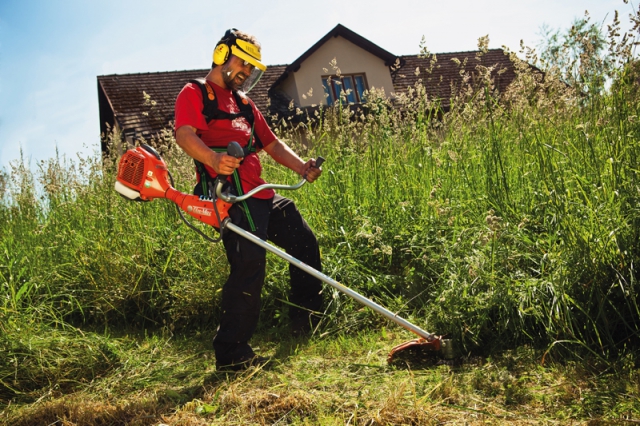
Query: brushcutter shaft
[[224, 221, 436, 342], [115, 144, 448, 360]]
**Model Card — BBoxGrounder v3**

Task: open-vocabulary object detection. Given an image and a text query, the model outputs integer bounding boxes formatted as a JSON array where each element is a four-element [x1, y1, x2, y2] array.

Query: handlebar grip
[[213, 141, 244, 198], [227, 141, 244, 159], [216, 141, 244, 180]]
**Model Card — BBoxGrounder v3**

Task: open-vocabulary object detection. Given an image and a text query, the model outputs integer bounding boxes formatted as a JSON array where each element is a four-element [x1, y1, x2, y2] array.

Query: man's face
[[221, 56, 255, 91]]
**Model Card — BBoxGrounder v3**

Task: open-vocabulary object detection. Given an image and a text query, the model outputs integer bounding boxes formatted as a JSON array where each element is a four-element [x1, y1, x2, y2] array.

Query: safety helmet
[[213, 29, 266, 93]]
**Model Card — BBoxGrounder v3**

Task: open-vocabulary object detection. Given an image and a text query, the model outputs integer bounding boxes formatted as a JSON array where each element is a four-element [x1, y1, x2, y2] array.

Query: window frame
[[322, 73, 368, 106]]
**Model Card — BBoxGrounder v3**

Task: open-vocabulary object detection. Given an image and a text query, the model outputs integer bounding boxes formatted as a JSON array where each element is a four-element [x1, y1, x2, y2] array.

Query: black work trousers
[[212, 194, 323, 365]]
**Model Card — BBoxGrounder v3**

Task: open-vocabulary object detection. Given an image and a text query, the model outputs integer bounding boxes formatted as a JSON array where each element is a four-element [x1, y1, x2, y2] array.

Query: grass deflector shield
[[115, 143, 453, 363]]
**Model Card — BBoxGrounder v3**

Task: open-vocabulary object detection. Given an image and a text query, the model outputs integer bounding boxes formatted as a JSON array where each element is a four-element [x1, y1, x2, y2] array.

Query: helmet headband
[[231, 44, 266, 71]]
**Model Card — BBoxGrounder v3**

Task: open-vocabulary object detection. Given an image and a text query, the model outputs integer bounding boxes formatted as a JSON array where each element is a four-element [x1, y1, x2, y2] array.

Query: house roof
[[97, 65, 287, 141], [392, 49, 517, 108], [98, 69, 202, 141], [271, 24, 399, 89]]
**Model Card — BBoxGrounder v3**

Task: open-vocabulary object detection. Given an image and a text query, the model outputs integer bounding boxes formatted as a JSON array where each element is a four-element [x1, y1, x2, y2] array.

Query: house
[[97, 24, 517, 151]]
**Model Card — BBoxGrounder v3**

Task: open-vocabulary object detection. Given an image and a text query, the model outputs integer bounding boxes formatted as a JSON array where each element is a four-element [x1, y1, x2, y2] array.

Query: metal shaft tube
[[224, 221, 436, 341]]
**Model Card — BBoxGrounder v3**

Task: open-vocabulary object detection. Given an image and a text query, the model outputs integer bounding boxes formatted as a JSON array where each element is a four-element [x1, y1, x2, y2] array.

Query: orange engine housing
[[115, 145, 232, 229], [116, 145, 171, 200]]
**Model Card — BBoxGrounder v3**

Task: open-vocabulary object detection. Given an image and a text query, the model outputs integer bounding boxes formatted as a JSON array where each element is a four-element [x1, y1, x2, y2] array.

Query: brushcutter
[[114, 143, 454, 363]]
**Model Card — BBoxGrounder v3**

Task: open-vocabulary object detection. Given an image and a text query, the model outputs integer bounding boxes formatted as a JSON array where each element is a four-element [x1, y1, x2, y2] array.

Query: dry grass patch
[[8, 396, 169, 426]]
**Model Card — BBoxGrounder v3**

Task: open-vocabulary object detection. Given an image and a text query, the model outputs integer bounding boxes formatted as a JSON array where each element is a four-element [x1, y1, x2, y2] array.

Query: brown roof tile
[[97, 65, 287, 141], [392, 49, 516, 108]]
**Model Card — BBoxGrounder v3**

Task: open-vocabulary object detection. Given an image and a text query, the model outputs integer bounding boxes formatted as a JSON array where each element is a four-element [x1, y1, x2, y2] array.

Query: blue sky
[[0, 0, 634, 170]]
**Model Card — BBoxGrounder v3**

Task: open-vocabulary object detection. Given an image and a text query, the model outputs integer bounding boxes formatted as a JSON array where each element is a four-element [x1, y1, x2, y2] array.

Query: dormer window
[[322, 74, 368, 106]]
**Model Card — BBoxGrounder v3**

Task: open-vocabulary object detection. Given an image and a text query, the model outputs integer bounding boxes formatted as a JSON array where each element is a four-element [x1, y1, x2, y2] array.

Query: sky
[[0, 0, 635, 171]]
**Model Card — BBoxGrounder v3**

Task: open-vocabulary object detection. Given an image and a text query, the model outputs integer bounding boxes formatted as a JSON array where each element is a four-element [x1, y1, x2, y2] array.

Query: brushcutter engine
[[115, 144, 232, 229], [114, 143, 454, 364]]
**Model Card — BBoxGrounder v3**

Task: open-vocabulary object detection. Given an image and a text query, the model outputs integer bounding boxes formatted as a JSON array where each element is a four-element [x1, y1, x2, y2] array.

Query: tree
[[537, 12, 612, 96]]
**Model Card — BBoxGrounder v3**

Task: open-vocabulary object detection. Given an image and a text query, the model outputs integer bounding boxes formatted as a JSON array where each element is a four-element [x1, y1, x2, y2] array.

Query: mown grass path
[[3, 329, 639, 425]]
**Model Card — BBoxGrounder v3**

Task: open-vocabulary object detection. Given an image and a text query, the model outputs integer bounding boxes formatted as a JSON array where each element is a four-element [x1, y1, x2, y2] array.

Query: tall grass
[[2, 9, 640, 403]]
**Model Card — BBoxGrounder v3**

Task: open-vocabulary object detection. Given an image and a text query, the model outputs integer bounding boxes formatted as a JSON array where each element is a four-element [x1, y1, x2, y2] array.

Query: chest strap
[[194, 145, 257, 232], [189, 78, 262, 231]]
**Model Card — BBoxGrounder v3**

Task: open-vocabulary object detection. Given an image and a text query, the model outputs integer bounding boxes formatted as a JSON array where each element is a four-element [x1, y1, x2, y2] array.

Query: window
[[322, 74, 368, 106]]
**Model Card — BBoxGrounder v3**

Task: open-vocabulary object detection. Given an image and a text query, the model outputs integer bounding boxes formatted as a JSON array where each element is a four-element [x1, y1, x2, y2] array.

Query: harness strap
[[194, 149, 256, 232], [189, 78, 262, 232], [189, 78, 256, 125]]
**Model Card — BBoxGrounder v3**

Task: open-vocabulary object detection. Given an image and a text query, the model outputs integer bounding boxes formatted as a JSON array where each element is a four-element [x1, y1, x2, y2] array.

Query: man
[[174, 29, 324, 371]]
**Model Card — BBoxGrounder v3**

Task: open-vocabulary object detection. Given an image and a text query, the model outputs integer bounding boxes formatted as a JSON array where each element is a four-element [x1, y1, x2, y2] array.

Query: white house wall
[[281, 36, 395, 107]]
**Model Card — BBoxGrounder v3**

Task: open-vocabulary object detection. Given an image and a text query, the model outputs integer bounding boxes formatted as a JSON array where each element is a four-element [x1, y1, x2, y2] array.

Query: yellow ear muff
[[213, 43, 230, 66]]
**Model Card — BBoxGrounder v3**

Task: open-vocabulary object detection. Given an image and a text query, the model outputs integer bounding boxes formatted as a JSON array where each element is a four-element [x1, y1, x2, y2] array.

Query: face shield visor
[[230, 42, 266, 93]]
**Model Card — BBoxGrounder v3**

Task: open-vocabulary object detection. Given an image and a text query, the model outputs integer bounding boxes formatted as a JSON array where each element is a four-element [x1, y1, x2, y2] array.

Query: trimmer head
[[387, 337, 454, 365]]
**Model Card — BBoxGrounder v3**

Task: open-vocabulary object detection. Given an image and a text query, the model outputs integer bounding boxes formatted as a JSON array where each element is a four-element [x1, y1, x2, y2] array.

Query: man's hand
[[211, 152, 242, 176], [301, 158, 322, 183], [176, 125, 242, 175]]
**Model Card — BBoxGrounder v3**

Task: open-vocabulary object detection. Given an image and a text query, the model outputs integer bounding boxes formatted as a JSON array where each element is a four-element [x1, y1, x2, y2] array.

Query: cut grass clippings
[[3, 328, 640, 425]]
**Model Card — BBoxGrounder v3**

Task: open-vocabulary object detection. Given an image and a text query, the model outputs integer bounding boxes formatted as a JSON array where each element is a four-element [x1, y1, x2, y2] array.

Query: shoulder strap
[[189, 78, 220, 123], [189, 79, 262, 153], [232, 91, 255, 125], [189, 78, 255, 125]]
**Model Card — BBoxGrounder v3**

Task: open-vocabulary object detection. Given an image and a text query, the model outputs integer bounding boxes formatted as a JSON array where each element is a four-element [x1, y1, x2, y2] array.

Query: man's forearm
[[263, 139, 306, 176], [175, 126, 216, 166], [175, 126, 242, 175]]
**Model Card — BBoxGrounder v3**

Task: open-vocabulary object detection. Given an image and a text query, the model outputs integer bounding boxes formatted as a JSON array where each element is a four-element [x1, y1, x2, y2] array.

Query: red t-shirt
[[174, 81, 278, 199]]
